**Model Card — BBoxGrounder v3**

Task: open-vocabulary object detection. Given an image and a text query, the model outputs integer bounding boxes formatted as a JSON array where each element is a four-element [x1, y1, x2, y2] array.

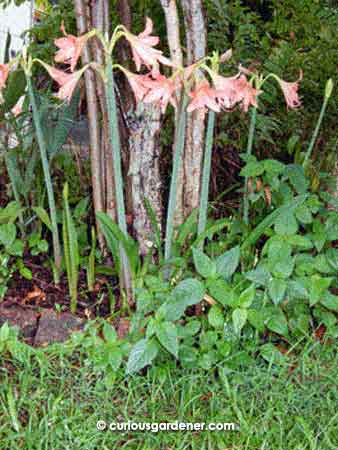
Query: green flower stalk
[[164, 94, 188, 263], [243, 104, 258, 225], [25, 69, 61, 283], [303, 78, 333, 168], [104, 54, 133, 302], [197, 110, 216, 248]]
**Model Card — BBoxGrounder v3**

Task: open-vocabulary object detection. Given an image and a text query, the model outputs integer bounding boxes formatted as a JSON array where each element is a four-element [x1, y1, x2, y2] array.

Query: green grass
[[0, 336, 337, 450]]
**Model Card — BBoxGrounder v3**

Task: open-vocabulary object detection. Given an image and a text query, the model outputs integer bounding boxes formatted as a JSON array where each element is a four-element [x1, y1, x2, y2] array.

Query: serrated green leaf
[[192, 247, 216, 278], [268, 278, 287, 305], [216, 246, 240, 279], [156, 321, 178, 357], [126, 338, 159, 374], [208, 305, 224, 329], [232, 308, 247, 335]]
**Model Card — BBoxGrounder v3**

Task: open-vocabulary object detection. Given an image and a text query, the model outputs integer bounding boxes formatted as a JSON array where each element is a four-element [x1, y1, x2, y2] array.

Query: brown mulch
[[0, 255, 127, 346]]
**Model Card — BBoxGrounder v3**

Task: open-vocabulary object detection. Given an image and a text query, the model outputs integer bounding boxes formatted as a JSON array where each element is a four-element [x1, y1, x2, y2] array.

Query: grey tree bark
[[128, 105, 162, 255], [181, 0, 207, 216], [160, 0, 185, 226]]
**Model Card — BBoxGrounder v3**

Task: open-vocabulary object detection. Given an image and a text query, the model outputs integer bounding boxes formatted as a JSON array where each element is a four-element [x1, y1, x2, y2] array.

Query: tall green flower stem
[[104, 55, 133, 303], [243, 105, 258, 225], [303, 78, 333, 169], [164, 94, 189, 264], [197, 111, 216, 248], [26, 75, 61, 283]]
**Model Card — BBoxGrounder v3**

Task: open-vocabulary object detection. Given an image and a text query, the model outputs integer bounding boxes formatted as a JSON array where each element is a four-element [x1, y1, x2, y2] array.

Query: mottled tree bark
[[128, 104, 162, 255], [74, 0, 105, 247], [181, 0, 206, 216], [114, 4, 163, 254]]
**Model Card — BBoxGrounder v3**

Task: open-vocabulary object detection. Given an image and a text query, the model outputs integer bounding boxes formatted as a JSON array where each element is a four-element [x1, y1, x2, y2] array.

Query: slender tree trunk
[[115, 2, 163, 254], [74, 0, 105, 248], [160, 0, 184, 226], [128, 104, 162, 255], [181, 0, 206, 216], [92, 0, 116, 222]]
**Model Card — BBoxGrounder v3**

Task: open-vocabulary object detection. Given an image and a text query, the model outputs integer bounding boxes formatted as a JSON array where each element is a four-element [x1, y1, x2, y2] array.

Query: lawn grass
[[0, 336, 337, 450]]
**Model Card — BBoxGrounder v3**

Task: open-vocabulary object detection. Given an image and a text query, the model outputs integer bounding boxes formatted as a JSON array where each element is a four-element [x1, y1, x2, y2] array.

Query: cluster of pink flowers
[[2, 17, 302, 116]]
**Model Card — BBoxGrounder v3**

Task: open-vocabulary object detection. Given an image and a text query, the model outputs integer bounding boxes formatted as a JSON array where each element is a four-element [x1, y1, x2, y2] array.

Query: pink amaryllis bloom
[[125, 72, 152, 103], [54, 22, 87, 72], [0, 63, 9, 90], [276, 70, 303, 109], [236, 74, 261, 112], [213, 73, 243, 110], [42, 63, 84, 102], [11, 95, 25, 116], [0, 64, 10, 102], [142, 74, 177, 113], [125, 17, 173, 76], [187, 80, 220, 113]]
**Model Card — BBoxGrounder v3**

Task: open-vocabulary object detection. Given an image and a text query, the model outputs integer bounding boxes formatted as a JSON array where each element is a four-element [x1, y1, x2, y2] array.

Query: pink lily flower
[[236, 75, 261, 112], [0, 63, 9, 90], [125, 17, 173, 76], [54, 22, 87, 72], [277, 70, 303, 109], [42, 64, 83, 102], [0, 64, 9, 102], [11, 95, 25, 116], [213, 73, 242, 109], [142, 74, 177, 113], [187, 80, 220, 113], [125, 72, 152, 103]]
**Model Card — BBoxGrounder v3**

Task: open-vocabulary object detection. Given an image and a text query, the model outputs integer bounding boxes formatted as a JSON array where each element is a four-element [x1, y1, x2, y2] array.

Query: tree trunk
[[74, 0, 105, 248], [160, 0, 184, 226], [128, 104, 162, 255], [181, 0, 206, 216]]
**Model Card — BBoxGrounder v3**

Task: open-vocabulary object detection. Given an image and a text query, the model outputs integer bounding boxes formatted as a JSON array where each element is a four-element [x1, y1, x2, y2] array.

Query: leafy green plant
[[24, 58, 62, 282]]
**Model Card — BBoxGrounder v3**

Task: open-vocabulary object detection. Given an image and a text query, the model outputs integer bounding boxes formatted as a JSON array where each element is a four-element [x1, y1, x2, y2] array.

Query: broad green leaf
[[286, 235, 313, 249], [271, 257, 295, 280], [156, 321, 178, 357], [126, 338, 159, 374], [240, 161, 264, 177], [295, 205, 312, 224], [159, 278, 205, 321], [6, 240, 24, 257], [245, 265, 271, 286], [263, 159, 285, 175], [192, 247, 216, 278], [247, 309, 265, 332], [285, 164, 309, 194], [208, 305, 224, 329], [103, 323, 117, 343], [309, 275, 332, 306], [207, 279, 236, 306], [287, 279, 309, 300], [274, 211, 298, 235], [237, 285, 255, 308], [267, 310, 289, 337], [0, 223, 16, 247], [232, 308, 247, 335], [326, 248, 338, 270], [0, 202, 22, 224], [216, 245, 240, 279], [321, 292, 338, 311], [268, 278, 287, 305]]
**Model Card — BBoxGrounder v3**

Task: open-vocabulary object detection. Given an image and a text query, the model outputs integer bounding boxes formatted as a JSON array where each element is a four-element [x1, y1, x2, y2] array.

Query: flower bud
[[325, 78, 333, 99]]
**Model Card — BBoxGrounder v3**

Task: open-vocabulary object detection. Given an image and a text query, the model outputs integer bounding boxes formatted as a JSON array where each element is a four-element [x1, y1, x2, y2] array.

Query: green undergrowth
[[0, 327, 336, 450]]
